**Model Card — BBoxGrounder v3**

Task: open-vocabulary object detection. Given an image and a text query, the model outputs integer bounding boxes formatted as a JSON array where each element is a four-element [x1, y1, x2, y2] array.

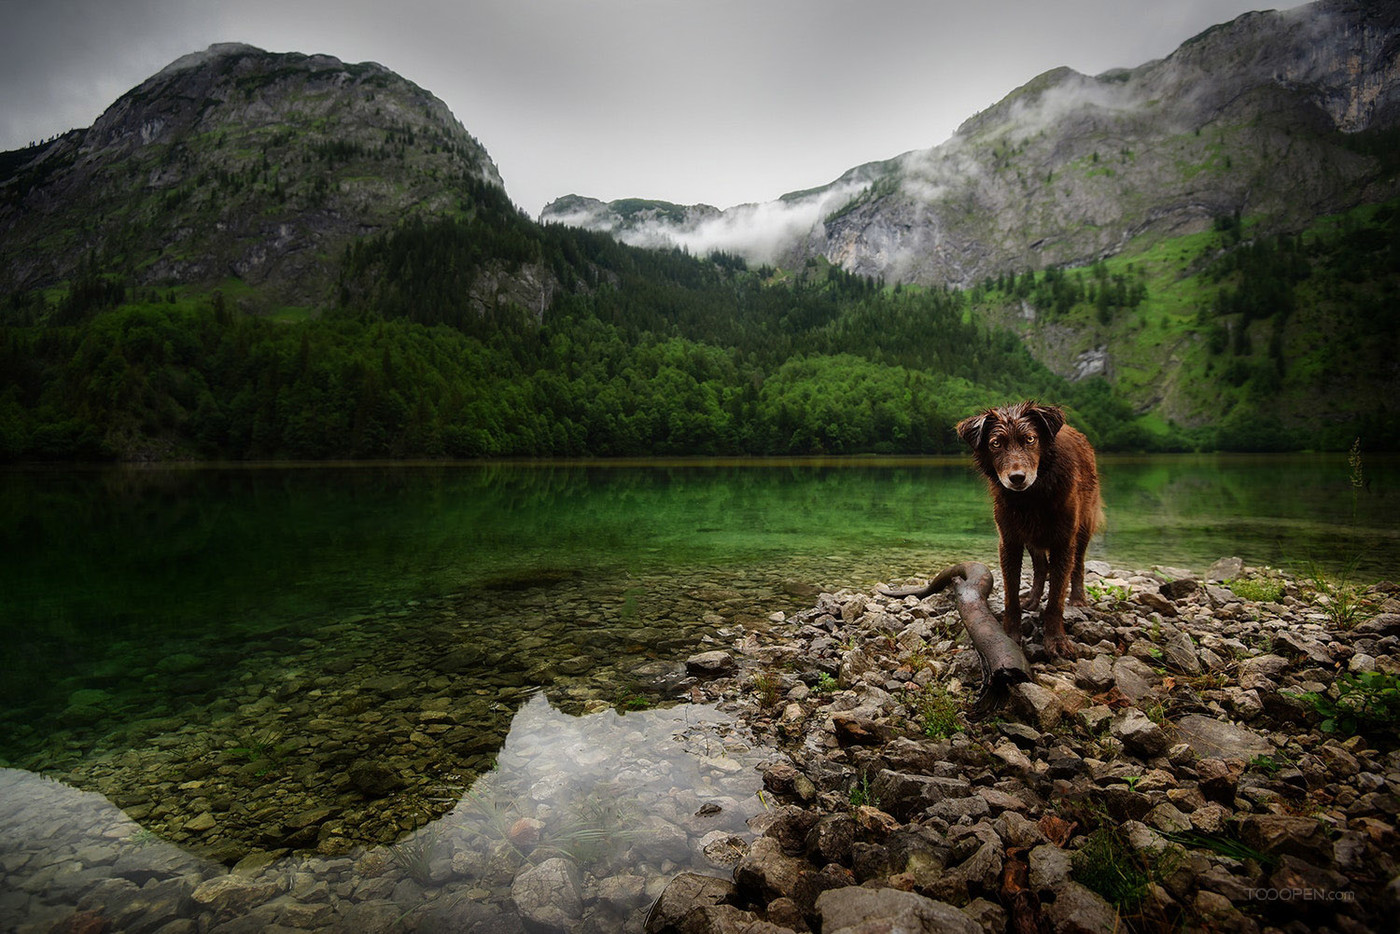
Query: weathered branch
[[879, 562, 1031, 716]]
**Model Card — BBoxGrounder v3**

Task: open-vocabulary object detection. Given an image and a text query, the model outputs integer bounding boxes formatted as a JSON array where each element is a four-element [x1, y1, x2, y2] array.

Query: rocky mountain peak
[[545, 0, 1400, 287], [0, 44, 504, 304]]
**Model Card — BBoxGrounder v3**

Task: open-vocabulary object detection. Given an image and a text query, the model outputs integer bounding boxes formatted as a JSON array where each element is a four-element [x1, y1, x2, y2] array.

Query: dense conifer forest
[[2, 176, 1397, 460]]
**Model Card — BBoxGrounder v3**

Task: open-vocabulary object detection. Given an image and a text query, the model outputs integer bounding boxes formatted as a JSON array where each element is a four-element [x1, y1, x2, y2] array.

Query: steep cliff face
[[545, 0, 1400, 287], [0, 44, 505, 306]]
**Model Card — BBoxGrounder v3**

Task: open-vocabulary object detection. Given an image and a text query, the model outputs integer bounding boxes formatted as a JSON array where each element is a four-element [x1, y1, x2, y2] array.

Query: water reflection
[[0, 694, 773, 931]]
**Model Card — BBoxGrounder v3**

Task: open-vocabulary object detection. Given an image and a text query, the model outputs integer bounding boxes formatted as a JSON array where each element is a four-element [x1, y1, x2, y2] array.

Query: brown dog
[[956, 400, 1103, 658]]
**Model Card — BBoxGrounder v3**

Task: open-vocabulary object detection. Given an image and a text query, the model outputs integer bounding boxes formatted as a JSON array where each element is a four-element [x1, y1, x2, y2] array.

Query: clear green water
[[0, 457, 1394, 797]]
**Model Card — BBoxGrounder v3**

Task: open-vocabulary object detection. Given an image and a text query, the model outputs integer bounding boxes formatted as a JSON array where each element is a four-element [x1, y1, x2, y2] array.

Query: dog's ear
[[956, 411, 993, 448], [1028, 403, 1066, 440]]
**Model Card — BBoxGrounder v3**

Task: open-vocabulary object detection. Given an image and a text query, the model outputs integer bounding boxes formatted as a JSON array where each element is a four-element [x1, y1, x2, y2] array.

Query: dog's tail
[[1094, 493, 1107, 534]]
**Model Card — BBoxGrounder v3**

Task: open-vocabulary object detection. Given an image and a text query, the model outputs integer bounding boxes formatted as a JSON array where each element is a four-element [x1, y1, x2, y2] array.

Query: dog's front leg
[[1023, 548, 1048, 610], [999, 536, 1024, 641]]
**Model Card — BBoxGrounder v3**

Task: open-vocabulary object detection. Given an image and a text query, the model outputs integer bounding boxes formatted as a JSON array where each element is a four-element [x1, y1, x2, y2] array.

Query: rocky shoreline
[[5, 558, 1399, 933], [657, 558, 1400, 934]]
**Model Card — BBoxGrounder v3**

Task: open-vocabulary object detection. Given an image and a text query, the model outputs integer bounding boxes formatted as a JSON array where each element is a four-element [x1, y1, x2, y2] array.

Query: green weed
[[751, 670, 784, 708], [1293, 671, 1400, 737], [1086, 582, 1130, 605], [849, 771, 880, 809], [1227, 576, 1285, 603], [1072, 823, 1178, 912], [905, 685, 962, 740], [389, 828, 441, 885]]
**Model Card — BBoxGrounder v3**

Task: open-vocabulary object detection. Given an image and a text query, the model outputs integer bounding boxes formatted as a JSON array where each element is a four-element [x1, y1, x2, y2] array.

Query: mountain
[[541, 0, 1400, 287], [0, 43, 508, 309], [1, 11, 1397, 461]]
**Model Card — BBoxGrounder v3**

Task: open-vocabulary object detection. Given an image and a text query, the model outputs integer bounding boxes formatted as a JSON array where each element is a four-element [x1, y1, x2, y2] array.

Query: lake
[[0, 454, 1395, 928]]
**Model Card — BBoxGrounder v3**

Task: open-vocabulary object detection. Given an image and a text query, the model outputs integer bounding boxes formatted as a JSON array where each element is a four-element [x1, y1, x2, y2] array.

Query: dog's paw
[[1043, 634, 1079, 659]]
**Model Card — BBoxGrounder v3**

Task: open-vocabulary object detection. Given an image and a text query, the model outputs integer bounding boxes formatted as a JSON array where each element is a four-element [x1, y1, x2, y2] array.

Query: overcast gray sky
[[1, 0, 1276, 216]]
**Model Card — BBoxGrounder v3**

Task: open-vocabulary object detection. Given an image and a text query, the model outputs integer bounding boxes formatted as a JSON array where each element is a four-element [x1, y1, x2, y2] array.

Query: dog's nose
[[1008, 472, 1026, 487]]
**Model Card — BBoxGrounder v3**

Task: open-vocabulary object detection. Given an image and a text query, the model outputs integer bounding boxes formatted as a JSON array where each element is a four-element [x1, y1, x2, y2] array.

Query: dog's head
[[956, 400, 1066, 492]]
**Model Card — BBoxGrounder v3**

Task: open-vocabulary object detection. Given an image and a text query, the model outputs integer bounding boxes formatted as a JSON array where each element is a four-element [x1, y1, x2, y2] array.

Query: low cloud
[[554, 182, 870, 266]]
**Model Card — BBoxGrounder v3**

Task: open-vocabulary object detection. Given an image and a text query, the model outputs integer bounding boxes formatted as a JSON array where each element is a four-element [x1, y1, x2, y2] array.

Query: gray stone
[[1238, 815, 1335, 866], [1144, 802, 1192, 834], [927, 795, 992, 824], [1111, 656, 1159, 703], [699, 832, 748, 868], [1272, 630, 1333, 665], [191, 875, 281, 915], [762, 761, 817, 801], [631, 815, 691, 862], [1045, 881, 1121, 933], [817, 885, 980, 934], [1111, 708, 1169, 757], [1162, 631, 1202, 675], [1206, 557, 1244, 582], [1077, 704, 1113, 733], [1174, 715, 1274, 760], [1029, 843, 1073, 891], [1159, 578, 1200, 601], [1074, 654, 1115, 691], [510, 857, 582, 930], [1135, 591, 1177, 617], [831, 712, 893, 747], [1238, 654, 1290, 690], [1010, 682, 1063, 732], [644, 873, 736, 934], [594, 873, 647, 912], [871, 770, 972, 821], [733, 836, 807, 903], [805, 813, 856, 865], [684, 650, 735, 677]]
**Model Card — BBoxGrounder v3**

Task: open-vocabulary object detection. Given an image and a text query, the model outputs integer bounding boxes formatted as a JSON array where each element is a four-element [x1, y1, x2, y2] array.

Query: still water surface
[[0, 455, 1395, 928]]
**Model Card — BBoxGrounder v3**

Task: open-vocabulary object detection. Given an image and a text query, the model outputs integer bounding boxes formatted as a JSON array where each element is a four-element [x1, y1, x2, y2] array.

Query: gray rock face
[[1, 43, 508, 306]]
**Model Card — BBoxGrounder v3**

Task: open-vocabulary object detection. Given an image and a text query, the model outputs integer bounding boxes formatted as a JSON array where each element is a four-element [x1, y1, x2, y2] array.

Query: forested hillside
[[968, 196, 1400, 450], [0, 195, 1142, 461]]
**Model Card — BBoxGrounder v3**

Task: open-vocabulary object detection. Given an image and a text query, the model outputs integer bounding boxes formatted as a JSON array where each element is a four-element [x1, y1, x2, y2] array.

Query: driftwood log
[[878, 562, 1030, 716]]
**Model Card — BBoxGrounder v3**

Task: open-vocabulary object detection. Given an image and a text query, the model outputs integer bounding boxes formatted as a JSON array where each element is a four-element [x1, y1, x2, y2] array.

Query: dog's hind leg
[[1022, 548, 1048, 611], [1068, 525, 1092, 607]]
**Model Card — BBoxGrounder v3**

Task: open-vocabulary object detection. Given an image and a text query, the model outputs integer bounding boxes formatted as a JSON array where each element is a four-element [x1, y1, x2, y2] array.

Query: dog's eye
[[1026, 435, 1037, 445], [989, 437, 1002, 449]]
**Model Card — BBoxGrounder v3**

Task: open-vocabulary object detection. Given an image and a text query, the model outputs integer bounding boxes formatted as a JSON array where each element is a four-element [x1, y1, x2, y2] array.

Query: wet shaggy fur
[[956, 400, 1103, 658]]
